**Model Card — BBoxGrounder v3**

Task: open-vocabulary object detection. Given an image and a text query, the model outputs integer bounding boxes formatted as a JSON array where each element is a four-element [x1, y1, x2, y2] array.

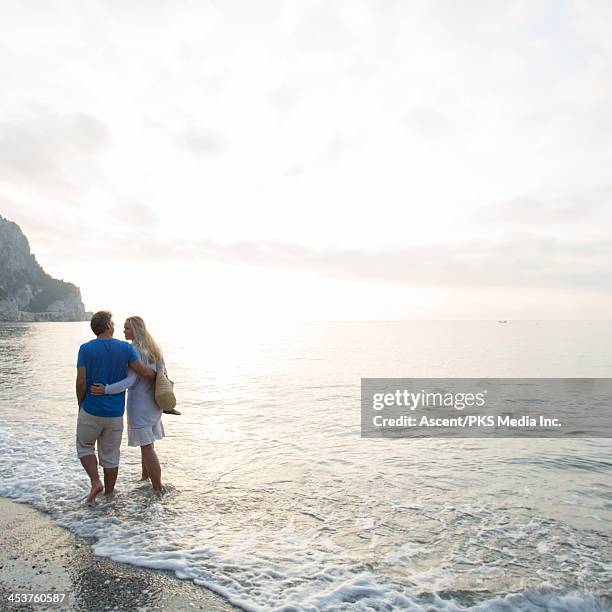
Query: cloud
[[402, 107, 452, 141], [0, 112, 111, 199], [326, 132, 361, 162], [190, 235, 612, 291], [481, 197, 595, 225], [72, 231, 612, 293], [111, 201, 159, 230], [475, 186, 612, 228], [292, 1, 354, 54], [267, 78, 303, 112], [0, 196, 89, 264], [174, 127, 225, 157]]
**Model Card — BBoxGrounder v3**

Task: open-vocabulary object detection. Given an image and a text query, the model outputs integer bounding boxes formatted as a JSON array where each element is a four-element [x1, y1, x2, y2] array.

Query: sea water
[[0, 321, 610, 611]]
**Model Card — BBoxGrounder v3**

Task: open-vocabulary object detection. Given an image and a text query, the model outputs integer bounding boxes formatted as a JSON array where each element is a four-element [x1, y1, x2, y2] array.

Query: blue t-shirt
[[77, 338, 140, 417]]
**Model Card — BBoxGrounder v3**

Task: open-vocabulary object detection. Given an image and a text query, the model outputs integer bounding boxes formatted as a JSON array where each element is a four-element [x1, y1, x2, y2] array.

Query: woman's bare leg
[[140, 450, 150, 480], [141, 443, 162, 491]]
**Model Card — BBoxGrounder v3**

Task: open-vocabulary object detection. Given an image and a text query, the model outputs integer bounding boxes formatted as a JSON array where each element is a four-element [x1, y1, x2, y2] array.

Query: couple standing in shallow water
[[75, 310, 166, 503]]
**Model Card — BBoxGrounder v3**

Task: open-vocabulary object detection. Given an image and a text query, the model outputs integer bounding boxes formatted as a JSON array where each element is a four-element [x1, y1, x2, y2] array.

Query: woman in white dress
[[91, 316, 165, 492]]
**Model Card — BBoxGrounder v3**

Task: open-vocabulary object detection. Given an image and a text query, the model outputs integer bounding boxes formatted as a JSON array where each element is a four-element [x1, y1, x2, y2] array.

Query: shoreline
[[0, 497, 239, 611]]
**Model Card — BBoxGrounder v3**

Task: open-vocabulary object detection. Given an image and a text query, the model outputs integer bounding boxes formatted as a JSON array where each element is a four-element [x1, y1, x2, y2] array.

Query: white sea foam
[[0, 423, 609, 610]]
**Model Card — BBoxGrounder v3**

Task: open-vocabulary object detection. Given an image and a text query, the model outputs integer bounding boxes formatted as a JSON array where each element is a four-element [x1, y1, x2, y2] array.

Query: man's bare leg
[[80, 455, 103, 503], [140, 452, 150, 480], [141, 443, 162, 492], [103, 467, 119, 496]]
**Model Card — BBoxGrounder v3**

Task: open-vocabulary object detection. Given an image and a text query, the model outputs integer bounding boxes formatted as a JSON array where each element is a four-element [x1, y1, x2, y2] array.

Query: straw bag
[[155, 359, 181, 415]]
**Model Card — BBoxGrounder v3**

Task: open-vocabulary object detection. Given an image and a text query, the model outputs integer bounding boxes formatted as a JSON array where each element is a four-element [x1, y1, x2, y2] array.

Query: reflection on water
[[0, 321, 611, 610]]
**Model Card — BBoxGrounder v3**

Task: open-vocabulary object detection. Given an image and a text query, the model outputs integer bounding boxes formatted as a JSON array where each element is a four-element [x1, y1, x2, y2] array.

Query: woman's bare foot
[[87, 479, 104, 504]]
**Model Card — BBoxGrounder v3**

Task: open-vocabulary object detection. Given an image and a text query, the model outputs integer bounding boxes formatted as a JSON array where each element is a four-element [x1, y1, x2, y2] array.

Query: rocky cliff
[[0, 215, 89, 322]]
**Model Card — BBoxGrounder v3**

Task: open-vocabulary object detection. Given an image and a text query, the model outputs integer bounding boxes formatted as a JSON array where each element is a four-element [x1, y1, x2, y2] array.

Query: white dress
[[105, 348, 165, 447]]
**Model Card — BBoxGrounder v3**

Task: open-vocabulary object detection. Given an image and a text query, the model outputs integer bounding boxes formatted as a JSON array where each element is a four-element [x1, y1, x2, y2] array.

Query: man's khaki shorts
[[76, 409, 123, 469]]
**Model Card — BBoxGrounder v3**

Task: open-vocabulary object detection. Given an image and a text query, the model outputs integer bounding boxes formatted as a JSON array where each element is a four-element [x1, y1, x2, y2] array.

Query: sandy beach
[[0, 497, 238, 612]]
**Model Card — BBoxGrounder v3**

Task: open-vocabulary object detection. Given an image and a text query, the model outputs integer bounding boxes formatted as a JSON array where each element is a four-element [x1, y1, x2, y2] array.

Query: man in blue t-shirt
[[76, 310, 155, 504]]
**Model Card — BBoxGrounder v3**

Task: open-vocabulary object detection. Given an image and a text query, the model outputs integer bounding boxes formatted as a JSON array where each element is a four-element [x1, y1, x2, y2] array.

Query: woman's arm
[[103, 370, 139, 395]]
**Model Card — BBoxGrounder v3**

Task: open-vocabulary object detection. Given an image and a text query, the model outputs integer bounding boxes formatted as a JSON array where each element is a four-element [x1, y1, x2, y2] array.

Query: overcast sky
[[1, 0, 612, 320]]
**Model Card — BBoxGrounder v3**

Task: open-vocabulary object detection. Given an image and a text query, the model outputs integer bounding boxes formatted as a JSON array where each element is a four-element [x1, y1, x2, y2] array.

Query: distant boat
[[497, 320, 508, 323]]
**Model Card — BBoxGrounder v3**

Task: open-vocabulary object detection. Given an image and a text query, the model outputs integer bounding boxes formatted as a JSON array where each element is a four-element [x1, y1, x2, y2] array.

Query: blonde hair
[[126, 316, 162, 363]]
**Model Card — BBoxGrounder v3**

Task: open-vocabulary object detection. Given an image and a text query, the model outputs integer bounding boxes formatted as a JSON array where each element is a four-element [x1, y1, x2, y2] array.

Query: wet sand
[[0, 497, 239, 611]]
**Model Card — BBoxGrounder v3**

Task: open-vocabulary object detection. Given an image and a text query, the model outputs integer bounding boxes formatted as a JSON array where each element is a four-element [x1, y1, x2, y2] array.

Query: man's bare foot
[[86, 479, 104, 504]]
